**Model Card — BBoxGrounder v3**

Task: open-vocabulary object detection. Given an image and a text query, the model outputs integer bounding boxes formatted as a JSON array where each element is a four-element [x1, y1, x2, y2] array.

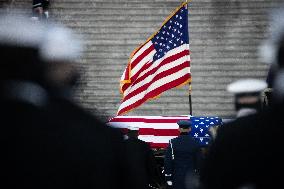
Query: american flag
[[190, 116, 222, 146], [107, 116, 222, 148], [117, 2, 191, 116]]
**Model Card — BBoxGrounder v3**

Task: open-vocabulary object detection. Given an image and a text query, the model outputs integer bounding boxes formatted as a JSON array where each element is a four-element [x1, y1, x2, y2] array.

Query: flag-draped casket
[[107, 116, 222, 148]]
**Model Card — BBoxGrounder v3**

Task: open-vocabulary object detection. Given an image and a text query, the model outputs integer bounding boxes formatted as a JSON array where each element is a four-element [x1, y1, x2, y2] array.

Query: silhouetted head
[[127, 126, 139, 139], [177, 120, 192, 133], [0, 15, 45, 84], [38, 25, 82, 98], [258, 7, 284, 106]]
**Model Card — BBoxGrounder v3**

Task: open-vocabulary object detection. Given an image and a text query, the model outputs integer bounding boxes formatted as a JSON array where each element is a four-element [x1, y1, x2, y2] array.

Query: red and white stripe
[[107, 115, 191, 148], [118, 41, 190, 115]]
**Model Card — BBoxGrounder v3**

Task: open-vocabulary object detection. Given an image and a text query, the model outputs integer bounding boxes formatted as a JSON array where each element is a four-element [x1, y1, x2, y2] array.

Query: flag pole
[[185, 0, 193, 116], [189, 84, 192, 116]]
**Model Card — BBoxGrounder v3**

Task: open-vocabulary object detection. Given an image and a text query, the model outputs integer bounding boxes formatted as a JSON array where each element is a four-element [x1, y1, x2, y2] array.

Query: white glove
[[44, 11, 49, 19], [167, 181, 173, 186]]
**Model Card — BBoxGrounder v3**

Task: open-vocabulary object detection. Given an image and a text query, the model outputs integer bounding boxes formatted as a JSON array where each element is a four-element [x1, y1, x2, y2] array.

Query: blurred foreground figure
[[164, 120, 201, 189], [0, 15, 129, 189], [200, 8, 284, 189], [125, 126, 163, 189]]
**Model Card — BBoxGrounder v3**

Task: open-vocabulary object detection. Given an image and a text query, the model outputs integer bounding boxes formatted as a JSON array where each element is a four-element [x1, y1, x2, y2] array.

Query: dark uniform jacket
[[164, 133, 201, 189], [125, 137, 162, 189], [0, 82, 130, 189], [200, 106, 283, 189]]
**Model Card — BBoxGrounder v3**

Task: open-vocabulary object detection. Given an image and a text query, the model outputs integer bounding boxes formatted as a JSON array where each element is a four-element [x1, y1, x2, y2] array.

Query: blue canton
[[190, 116, 222, 146], [151, 6, 189, 62]]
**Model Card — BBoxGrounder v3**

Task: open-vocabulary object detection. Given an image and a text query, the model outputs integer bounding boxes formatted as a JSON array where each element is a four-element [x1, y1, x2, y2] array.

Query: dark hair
[[0, 44, 44, 83], [127, 130, 138, 138]]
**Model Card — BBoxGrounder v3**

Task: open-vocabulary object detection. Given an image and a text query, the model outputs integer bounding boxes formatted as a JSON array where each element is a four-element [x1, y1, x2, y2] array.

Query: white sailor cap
[[0, 15, 45, 48], [227, 79, 267, 94], [40, 25, 83, 62], [128, 126, 139, 131], [0, 14, 83, 63]]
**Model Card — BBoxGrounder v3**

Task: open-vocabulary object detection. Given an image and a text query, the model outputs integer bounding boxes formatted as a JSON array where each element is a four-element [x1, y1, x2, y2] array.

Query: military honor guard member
[[200, 73, 282, 189], [200, 7, 284, 189], [0, 15, 130, 189], [164, 120, 201, 189], [124, 126, 163, 189], [32, 0, 49, 20], [227, 79, 268, 118]]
